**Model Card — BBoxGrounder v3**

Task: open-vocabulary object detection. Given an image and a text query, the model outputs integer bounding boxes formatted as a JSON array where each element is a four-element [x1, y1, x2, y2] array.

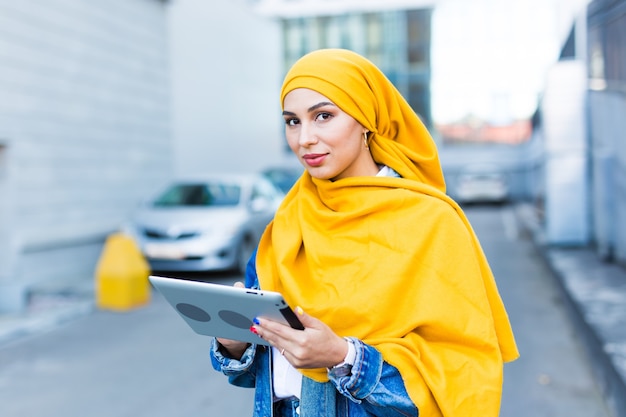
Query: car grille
[[142, 228, 198, 239]]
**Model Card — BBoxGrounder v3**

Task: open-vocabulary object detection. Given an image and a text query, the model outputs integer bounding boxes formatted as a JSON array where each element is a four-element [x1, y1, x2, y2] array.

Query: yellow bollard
[[95, 232, 151, 311]]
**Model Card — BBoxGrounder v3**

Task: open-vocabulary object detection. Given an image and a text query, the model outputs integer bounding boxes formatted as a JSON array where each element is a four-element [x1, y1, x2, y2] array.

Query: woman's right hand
[[215, 281, 251, 359]]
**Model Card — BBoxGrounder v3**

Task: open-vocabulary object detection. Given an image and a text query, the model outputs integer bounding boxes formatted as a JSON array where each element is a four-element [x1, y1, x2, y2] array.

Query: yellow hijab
[[257, 49, 519, 416]]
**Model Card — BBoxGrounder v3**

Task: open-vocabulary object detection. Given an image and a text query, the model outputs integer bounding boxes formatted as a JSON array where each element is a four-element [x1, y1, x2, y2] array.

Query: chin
[[306, 168, 335, 181]]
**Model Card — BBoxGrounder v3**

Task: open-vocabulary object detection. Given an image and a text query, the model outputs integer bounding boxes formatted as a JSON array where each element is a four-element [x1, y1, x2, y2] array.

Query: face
[[282, 88, 378, 181]]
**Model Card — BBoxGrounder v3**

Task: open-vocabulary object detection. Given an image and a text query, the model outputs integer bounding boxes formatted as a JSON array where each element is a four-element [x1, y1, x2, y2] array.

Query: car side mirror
[[249, 196, 271, 213]]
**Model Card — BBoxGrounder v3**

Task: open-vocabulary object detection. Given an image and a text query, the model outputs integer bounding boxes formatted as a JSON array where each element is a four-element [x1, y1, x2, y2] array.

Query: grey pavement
[[0, 279, 95, 348], [516, 203, 626, 417], [1, 203, 625, 416]]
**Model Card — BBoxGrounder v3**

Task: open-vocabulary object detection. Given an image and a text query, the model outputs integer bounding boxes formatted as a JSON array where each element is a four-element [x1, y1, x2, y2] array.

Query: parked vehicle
[[261, 165, 303, 194], [123, 173, 284, 274], [454, 164, 508, 204]]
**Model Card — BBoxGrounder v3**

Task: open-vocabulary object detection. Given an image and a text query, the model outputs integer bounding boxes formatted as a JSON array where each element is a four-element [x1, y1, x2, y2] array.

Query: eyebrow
[[282, 101, 336, 117]]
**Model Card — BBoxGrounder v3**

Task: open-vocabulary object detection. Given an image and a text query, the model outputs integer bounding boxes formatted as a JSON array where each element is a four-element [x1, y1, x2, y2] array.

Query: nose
[[298, 123, 318, 147]]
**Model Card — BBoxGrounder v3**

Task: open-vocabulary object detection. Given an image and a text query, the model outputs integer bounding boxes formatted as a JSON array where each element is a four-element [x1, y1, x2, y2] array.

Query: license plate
[[145, 244, 185, 260]]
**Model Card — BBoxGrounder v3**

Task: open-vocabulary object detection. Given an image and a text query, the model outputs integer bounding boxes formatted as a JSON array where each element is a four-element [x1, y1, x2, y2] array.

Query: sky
[[430, 0, 589, 125]]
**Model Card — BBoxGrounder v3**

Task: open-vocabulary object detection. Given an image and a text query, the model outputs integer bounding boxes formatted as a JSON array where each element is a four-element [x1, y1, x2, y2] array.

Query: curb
[[0, 291, 95, 347], [544, 249, 626, 417]]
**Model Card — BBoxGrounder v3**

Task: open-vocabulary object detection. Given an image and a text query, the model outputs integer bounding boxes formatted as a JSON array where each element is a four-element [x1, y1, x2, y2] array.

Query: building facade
[[0, 0, 173, 312], [587, 0, 626, 263], [258, 0, 436, 130], [531, 0, 626, 266], [167, 0, 284, 176]]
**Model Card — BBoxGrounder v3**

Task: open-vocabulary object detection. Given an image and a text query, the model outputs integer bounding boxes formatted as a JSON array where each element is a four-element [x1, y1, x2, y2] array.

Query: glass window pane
[[308, 18, 323, 51], [406, 9, 431, 66], [153, 183, 240, 207], [326, 16, 343, 48]]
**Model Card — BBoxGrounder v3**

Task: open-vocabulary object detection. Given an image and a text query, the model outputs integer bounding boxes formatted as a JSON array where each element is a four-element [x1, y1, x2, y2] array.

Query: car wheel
[[236, 236, 255, 275]]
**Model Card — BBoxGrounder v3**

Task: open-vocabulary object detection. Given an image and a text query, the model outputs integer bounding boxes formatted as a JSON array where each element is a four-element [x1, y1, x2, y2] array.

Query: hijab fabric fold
[[257, 49, 519, 417]]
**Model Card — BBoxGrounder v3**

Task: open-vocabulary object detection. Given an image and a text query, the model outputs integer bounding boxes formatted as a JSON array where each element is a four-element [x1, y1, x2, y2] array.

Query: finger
[[253, 308, 315, 347], [251, 317, 294, 349], [292, 306, 316, 328], [233, 281, 244, 288]]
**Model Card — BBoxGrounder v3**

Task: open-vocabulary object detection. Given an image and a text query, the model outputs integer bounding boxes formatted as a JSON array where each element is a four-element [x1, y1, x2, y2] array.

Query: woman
[[210, 49, 519, 417]]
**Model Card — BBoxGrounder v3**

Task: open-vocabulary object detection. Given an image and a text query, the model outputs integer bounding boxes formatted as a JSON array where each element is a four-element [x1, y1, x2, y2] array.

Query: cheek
[[338, 125, 364, 152], [285, 131, 299, 152]]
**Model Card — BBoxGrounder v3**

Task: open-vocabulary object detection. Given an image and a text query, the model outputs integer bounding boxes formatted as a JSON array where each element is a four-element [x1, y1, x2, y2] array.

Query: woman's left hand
[[251, 307, 348, 369]]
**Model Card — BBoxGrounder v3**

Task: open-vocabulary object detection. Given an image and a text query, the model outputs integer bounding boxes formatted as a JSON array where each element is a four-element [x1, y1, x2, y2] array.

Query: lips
[[302, 153, 327, 167]]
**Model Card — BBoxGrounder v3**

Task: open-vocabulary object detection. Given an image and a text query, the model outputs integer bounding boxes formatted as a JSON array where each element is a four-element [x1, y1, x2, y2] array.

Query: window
[[284, 19, 305, 66], [252, 179, 281, 201], [407, 80, 431, 127], [153, 183, 241, 207], [406, 9, 431, 67], [605, 12, 626, 86], [325, 16, 343, 48], [365, 13, 384, 64], [308, 17, 324, 51]]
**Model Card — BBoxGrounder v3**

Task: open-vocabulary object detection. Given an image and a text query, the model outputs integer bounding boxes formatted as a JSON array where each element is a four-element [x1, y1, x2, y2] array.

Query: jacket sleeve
[[328, 338, 418, 417], [210, 337, 258, 388]]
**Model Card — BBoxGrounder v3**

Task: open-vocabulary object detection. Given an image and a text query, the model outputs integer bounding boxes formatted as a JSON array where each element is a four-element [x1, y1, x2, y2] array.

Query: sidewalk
[[0, 279, 95, 347], [1, 204, 625, 416], [516, 203, 626, 417]]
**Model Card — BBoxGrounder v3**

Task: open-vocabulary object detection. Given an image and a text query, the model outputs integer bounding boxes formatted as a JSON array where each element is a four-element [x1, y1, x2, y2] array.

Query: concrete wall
[[167, 0, 285, 177], [540, 60, 590, 246], [0, 0, 173, 312]]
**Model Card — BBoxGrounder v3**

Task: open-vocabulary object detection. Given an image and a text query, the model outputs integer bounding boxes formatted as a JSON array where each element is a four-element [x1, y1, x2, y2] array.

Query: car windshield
[[152, 182, 241, 207]]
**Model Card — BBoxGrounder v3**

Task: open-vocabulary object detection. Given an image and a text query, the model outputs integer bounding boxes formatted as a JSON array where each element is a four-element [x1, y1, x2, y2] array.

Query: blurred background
[[2, 1, 626, 416], [0, 0, 624, 319]]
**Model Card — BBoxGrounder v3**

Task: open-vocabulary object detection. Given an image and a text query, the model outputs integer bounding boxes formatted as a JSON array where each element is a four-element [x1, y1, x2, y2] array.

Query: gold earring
[[363, 131, 369, 149]]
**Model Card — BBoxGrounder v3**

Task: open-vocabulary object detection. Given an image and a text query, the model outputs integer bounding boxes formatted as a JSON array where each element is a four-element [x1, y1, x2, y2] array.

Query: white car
[[123, 173, 284, 274], [454, 164, 508, 204]]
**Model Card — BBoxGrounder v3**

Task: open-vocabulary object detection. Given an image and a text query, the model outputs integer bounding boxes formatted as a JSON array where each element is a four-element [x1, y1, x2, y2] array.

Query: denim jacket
[[209, 250, 418, 417]]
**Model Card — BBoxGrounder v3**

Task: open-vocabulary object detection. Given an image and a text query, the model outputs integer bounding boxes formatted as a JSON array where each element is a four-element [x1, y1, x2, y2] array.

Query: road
[[0, 205, 611, 417], [472, 205, 610, 417]]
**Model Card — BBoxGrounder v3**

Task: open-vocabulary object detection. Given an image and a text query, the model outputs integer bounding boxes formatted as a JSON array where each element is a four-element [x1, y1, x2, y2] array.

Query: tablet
[[149, 275, 304, 346]]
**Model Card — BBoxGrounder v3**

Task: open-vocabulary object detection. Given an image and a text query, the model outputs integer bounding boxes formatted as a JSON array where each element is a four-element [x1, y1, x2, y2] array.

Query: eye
[[316, 112, 333, 122], [284, 117, 300, 127]]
